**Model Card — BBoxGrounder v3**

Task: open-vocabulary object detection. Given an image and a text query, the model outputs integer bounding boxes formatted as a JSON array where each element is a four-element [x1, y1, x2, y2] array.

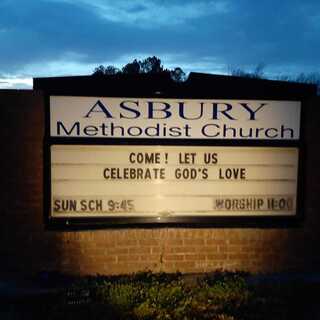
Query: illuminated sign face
[[50, 145, 298, 219], [46, 95, 302, 226], [50, 96, 301, 140]]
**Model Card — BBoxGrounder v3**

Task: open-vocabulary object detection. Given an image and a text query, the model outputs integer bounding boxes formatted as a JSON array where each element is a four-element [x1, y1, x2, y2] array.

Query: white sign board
[[50, 145, 298, 218], [50, 96, 301, 140]]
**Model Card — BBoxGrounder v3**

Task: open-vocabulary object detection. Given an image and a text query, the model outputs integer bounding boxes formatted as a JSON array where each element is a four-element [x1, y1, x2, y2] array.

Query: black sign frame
[[43, 93, 306, 229]]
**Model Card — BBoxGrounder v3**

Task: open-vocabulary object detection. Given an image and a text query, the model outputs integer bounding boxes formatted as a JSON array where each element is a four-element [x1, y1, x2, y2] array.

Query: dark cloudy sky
[[0, 0, 319, 88]]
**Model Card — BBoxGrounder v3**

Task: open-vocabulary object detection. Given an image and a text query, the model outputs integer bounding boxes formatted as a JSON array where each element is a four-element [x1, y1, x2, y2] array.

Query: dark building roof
[[33, 72, 317, 100]]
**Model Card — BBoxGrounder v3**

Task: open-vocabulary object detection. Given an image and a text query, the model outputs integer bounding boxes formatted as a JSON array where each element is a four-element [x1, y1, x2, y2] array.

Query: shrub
[[7, 270, 315, 320]]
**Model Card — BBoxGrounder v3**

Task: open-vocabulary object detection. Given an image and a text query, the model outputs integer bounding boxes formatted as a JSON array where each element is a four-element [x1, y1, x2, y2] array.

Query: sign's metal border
[[43, 94, 305, 229]]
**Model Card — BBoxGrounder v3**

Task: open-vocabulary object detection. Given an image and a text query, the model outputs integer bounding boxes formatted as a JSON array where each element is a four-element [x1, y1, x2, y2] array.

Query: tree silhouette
[[139, 56, 163, 74], [93, 58, 319, 92], [122, 59, 141, 74], [93, 65, 120, 76], [229, 63, 266, 79], [170, 67, 186, 82], [92, 56, 186, 82]]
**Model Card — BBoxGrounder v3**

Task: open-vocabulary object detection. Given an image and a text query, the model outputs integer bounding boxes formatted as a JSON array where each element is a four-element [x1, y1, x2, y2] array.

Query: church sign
[[46, 96, 302, 227]]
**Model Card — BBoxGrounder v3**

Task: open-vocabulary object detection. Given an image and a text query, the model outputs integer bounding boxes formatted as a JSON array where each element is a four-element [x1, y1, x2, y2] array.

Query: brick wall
[[1, 90, 320, 276]]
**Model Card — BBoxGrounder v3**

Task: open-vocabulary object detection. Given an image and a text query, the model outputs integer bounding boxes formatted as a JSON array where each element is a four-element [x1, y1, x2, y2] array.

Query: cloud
[[0, 0, 319, 85], [49, 0, 231, 27], [0, 77, 32, 89], [0, 0, 141, 72]]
